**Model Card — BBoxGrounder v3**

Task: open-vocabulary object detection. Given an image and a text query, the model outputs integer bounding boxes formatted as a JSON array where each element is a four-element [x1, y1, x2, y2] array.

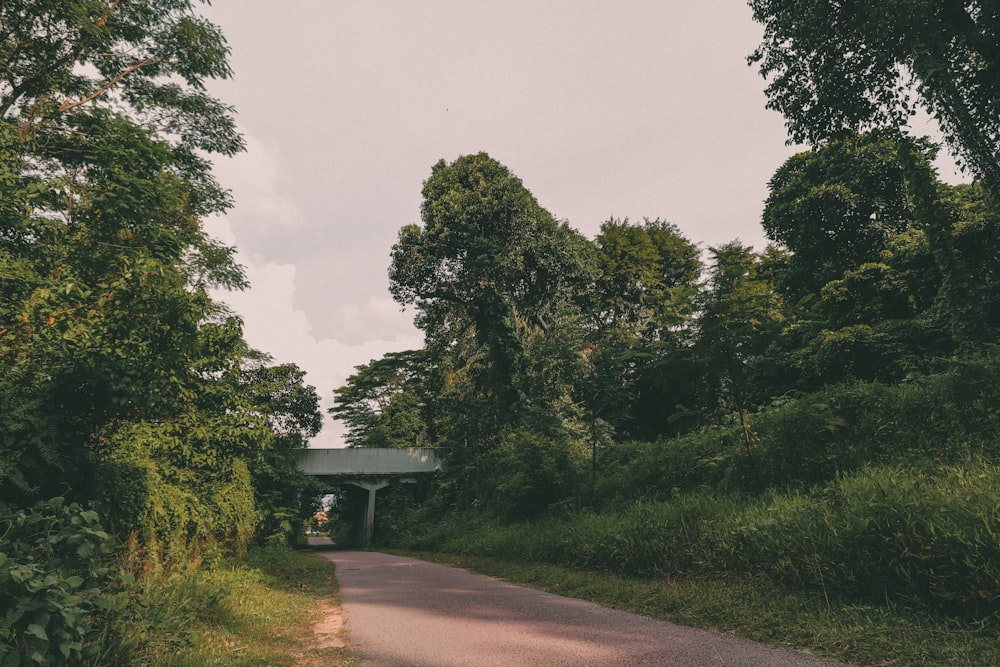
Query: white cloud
[[209, 217, 424, 448], [207, 135, 312, 264], [327, 296, 419, 347]]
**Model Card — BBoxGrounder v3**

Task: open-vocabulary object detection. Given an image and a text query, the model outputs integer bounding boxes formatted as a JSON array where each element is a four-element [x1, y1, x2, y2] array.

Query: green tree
[[582, 218, 701, 439], [239, 361, 323, 543], [695, 243, 787, 450], [331, 350, 430, 449], [0, 1, 322, 559], [388, 154, 597, 516], [0, 0, 242, 160], [0, 115, 242, 503], [749, 0, 1000, 193], [588, 218, 700, 340], [1, 0, 245, 505], [389, 153, 595, 430], [760, 131, 999, 361], [750, 1, 1000, 345], [762, 132, 921, 300]]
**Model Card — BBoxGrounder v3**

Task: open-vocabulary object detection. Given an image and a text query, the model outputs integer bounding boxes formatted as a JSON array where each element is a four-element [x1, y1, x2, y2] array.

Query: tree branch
[[57, 57, 160, 113]]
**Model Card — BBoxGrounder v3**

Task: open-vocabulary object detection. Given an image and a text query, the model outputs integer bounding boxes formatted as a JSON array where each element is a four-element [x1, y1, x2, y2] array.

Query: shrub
[[595, 354, 1000, 504], [485, 427, 587, 520], [95, 421, 260, 570], [417, 492, 737, 578], [749, 353, 1000, 489], [0, 498, 140, 666], [594, 431, 743, 507], [699, 461, 1000, 615]]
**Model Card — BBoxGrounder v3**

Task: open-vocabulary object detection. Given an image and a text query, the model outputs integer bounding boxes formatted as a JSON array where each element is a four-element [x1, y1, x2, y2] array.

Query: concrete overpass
[[295, 447, 442, 546]]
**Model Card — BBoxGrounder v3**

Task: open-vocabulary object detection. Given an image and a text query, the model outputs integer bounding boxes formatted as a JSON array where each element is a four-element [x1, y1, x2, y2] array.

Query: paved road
[[313, 546, 847, 667]]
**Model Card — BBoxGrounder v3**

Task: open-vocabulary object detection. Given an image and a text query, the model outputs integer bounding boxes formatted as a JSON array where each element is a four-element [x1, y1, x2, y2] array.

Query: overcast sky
[[197, 1, 958, 448]]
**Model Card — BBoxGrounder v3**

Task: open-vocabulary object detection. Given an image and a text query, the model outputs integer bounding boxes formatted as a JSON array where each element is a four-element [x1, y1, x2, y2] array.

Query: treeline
[[1, 3, 321, 663], [331, 0, 1000, 626], [334, 134, 997, 518]]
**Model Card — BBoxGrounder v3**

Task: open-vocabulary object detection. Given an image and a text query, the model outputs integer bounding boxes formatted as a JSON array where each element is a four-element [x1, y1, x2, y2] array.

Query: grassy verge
[[147, 545, 356, 667], [395, 551, 1000, 666]]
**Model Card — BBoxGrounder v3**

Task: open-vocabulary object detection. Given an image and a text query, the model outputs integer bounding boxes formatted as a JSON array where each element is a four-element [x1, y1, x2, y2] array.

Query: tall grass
[[699, 460, 1000, 615], [391, 461, 1000, 618], [138, 544, 354, 666], [417, 493, 735, 577]]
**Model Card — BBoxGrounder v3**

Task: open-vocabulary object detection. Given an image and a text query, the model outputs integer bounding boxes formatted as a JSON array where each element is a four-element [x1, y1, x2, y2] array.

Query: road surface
[[312, 545, 846, 667]]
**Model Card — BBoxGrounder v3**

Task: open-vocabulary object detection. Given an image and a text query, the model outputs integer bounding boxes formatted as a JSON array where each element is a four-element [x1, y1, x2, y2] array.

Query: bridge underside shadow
[[295, 448, 442, 547]]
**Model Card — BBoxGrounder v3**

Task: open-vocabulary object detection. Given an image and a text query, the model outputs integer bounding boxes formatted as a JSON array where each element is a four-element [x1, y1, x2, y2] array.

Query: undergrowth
[[381, 362, 1000, 665], [1, 509, 354, 667], [392, 460, 1000, 620], [145, 543, 354, 667]]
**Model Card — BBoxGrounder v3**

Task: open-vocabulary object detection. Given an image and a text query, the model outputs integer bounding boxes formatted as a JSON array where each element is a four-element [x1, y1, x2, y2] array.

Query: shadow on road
[[319, 550, 847, 667]]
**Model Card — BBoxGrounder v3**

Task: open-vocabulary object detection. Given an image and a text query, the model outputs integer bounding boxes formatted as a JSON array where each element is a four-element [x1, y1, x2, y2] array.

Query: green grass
[[145, 545, 357, 667], [395, 551, 1000, 666]]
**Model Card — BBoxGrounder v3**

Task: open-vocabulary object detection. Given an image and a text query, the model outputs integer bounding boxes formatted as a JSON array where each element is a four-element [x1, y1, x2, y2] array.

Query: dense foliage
[[0, 498, 136, 666], [748, 0, 1000, 194], [4, 0, 998, 661], [1, 2, 322, 662], [336, 132, 996, 512], [331, 2, 1000, 634]]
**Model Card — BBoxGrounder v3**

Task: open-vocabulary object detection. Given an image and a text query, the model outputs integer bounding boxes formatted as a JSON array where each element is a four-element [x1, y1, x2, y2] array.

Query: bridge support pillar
[[357, 480, 390, 548]]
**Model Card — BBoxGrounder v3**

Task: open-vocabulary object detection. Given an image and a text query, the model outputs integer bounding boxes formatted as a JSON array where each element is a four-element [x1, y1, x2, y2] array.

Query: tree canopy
[[749, 0, 1000, 193], [0, 0, 319, 550], [331, 350, 430, 449], [390, 153, 595, 424]]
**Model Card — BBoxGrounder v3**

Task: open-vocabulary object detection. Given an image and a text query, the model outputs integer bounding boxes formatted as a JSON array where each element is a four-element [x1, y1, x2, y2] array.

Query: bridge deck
[[295, 447, 441, 476]]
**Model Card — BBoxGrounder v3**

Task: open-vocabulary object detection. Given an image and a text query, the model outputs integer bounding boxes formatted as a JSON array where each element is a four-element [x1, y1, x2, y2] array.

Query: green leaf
[[25, 623, 47, 641]]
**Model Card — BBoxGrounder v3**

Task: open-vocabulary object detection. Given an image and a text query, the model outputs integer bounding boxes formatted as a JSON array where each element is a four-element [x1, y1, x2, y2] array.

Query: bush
[[753, 354, 1000, 487], [485, 427, 587, 520], [0, 498, 140, 666], [594, 432, 743, 507], [95, 420, 261, 568], [414, 492, 737, 578], [595, 354, 1000, 504], [394, 458, 1000, 618], [699, 461, 1000, 615]]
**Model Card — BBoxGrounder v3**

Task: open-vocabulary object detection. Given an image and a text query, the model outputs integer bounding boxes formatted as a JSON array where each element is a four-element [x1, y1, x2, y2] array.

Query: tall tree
[[695, 242, 787, 446], [762, 132, 922, 300], [749, 0, 1000, 194], [588, 218, 700, 341], [0, 1, 317, 557], [582, 218, 701, 438], [389, 153, 595, 428], [760, 129, 1000, 347], [0, 0, 242, 160], [0, 111, 241, 501], [388, 154, 596, 516], [750, 1, 999, 344]]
